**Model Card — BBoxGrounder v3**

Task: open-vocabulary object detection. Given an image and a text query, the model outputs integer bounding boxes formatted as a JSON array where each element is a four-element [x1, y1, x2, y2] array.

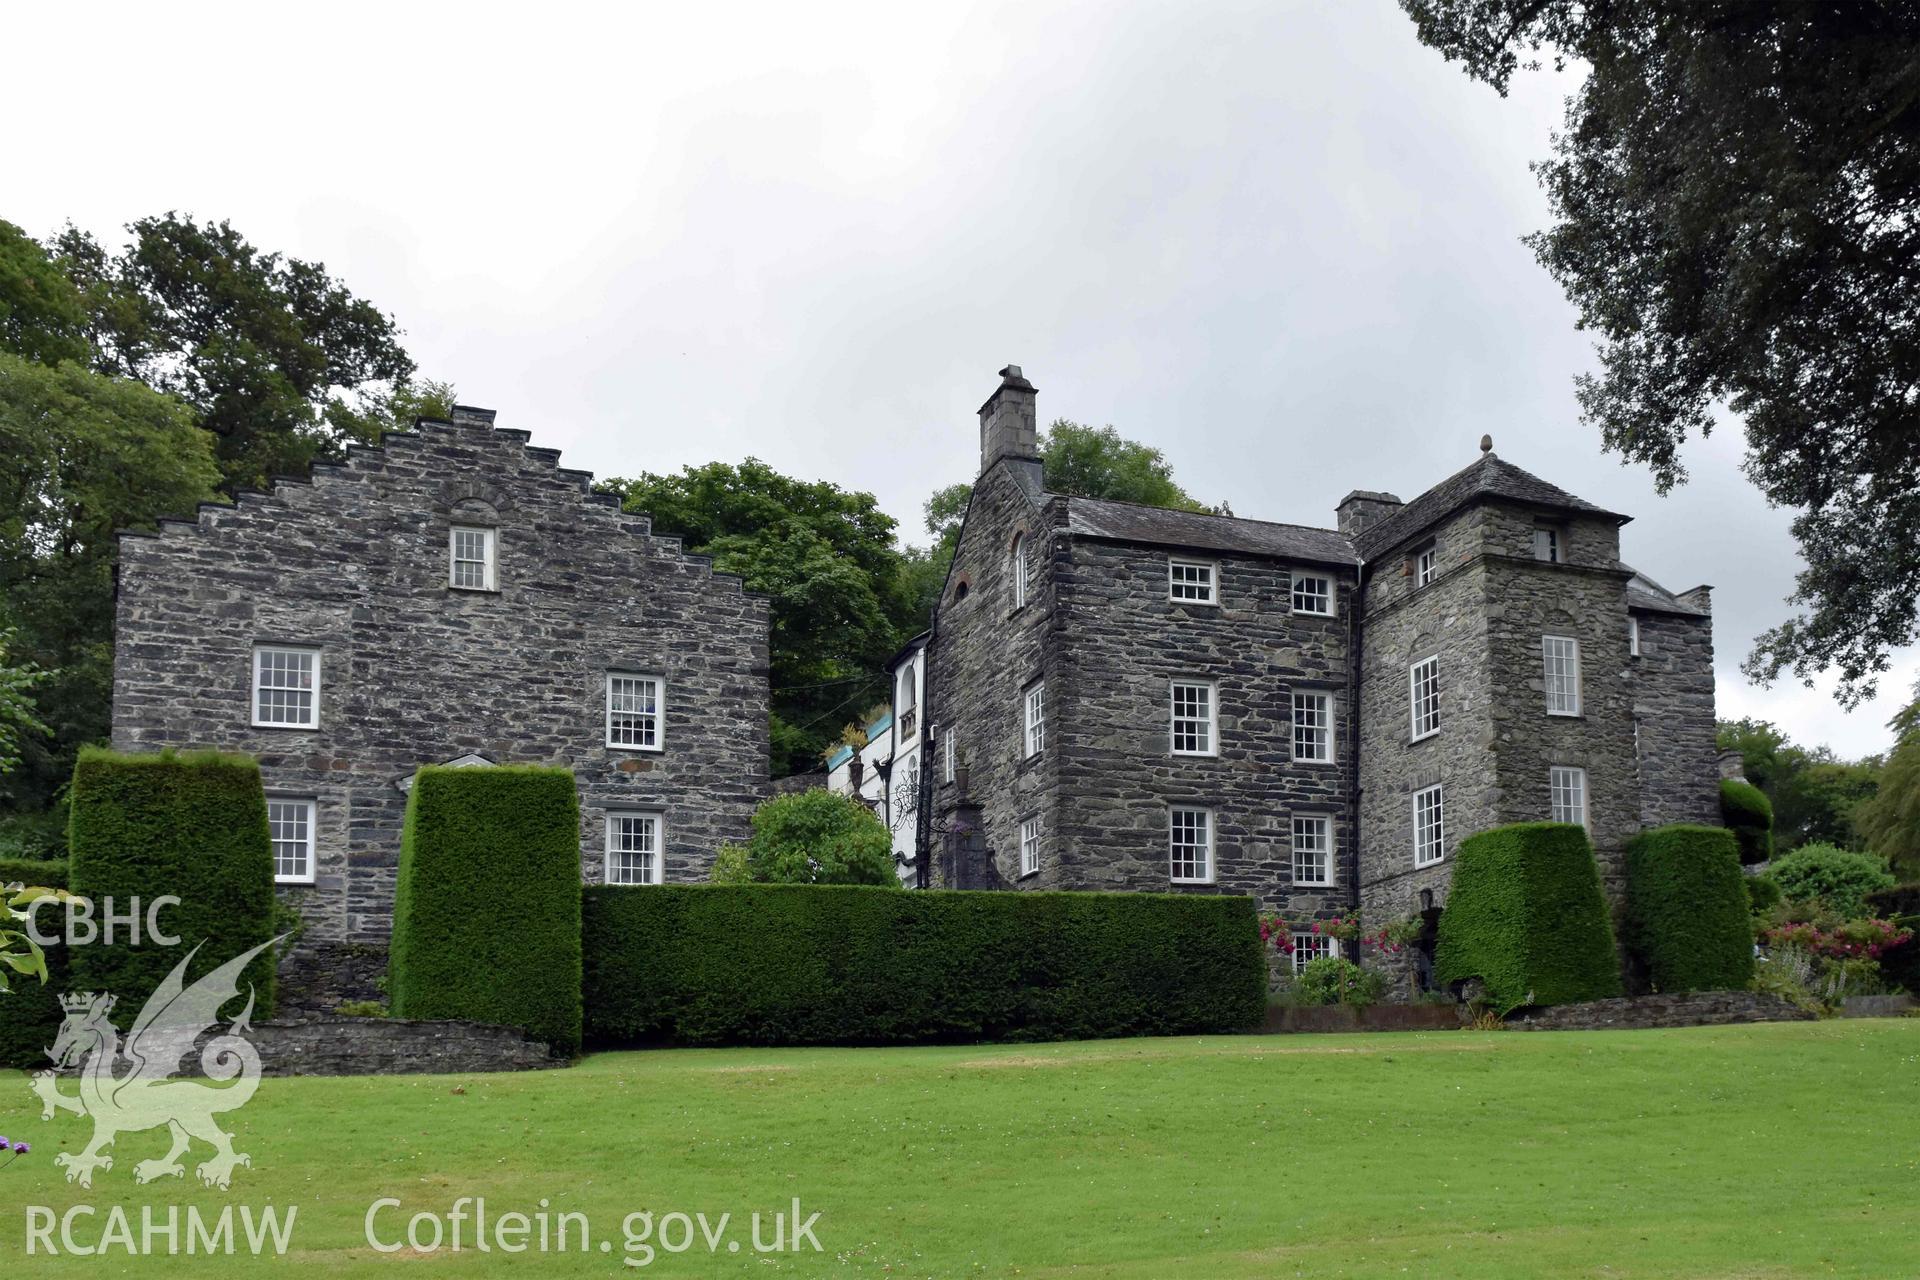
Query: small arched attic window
[[897, 665, 917, 737], [1010, 533, 1029, 609]]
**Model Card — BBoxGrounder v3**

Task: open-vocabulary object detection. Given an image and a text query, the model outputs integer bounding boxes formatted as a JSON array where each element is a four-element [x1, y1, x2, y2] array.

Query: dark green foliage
[[1768, 843, 1898, 919], [1290, 956, 1386, 1008], [713, 790, 898, 886], [0, 352, 220, 811], [51, 214, 426, 494], [0, 808, 67, 861], [1746, 874, 1783, 918], [602, 460, 923, 776], [1623, 826, 1755, 994], [1433, 822, 1622, 1013], [1859, 722, 1920, 879], [389, 766, 581, 1054], [1717, 719, 1880, 854], [0, 857, 68, 1068], [66, 748, 277, 1019], [1719, 777, 1775, 865], [582, 884, 1264, 1047], [1865, 883, 1920, 922], [0, 219, 91, 366], [1869, 884, 1920, 996], [1401, 2, 1920, 705]]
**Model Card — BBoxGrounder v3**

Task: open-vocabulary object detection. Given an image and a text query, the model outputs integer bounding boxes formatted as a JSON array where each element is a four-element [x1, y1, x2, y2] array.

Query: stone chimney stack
[[1335, 489, 1404, 542], [979, 365, 1041, 486]]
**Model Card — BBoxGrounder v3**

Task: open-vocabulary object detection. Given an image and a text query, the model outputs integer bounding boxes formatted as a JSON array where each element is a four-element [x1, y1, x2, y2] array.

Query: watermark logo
[[30, 937, 276, 1190], [25, 895, 182, 948]]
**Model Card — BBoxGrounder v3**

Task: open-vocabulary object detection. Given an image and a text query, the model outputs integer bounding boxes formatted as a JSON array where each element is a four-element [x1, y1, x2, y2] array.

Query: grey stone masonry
[[111, 409, 770, 944], [928, 368, 1363, 927], [923, 372, 1723, 980], [1628, 586, 1720, 829]]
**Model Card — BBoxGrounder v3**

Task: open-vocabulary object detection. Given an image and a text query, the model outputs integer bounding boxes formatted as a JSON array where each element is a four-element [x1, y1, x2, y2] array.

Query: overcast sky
[[11, 0, 1914, 758]]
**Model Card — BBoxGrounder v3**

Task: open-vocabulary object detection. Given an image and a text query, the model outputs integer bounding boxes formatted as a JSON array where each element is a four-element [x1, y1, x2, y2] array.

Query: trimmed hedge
[[582, 884, 1265, 1046], [1719, 778, 1774, 865], [1433, 822, 1622, 1013], [389, 765, 582, 1053], [68, 748, 277, 1019], [1623, 825, 1755, 993], [0, 858, 70, 1069]]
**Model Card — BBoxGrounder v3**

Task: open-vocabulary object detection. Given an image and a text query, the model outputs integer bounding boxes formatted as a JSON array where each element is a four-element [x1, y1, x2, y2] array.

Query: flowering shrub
[[1257, 914, 1297, 957], [1258, 911, 1412, 957], [1761, 917, 1913, 961], [1293, 956, 1386, 1008]]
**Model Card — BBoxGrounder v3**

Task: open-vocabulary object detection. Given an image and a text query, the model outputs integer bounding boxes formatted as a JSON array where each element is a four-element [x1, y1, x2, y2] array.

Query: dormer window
[[450, 525, 497, 590], [1532, 524, 1562, 564]]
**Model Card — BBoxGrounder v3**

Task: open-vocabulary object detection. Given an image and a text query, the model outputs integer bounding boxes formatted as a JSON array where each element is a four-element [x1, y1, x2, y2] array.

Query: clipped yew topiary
[[1719, 778, 1774, 865], [67, 748, 278, 1017], [0, 857, 70, 1068], [582, 884, 1265, 1046], [1623, 825, 1755, 993], [388, 765, 582, 1054], [1433, 822, 1622, 1013]]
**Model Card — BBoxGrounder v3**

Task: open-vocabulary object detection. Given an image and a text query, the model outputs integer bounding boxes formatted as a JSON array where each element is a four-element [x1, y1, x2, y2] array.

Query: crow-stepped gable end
[[110, 410, 771, 961], [915, 368, 1719, 993]]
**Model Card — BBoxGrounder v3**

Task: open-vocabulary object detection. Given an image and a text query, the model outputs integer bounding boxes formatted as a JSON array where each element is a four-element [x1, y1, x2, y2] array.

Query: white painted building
[[825, 633, 927, 883]]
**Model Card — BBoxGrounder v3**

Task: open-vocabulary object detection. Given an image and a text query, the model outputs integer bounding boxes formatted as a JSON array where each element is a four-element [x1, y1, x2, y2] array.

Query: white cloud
[[7, 0, 1906, 758]]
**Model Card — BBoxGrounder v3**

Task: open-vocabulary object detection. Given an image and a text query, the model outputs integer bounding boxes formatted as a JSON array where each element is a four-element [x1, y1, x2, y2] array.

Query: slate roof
[[1354, 452, 1627, 561], [1059, 495, 1356, 566], [1624, 567, 1709, 616]]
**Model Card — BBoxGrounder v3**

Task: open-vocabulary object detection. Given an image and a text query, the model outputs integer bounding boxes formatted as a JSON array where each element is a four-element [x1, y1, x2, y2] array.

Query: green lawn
[[2, 1019, 1916, 1277]]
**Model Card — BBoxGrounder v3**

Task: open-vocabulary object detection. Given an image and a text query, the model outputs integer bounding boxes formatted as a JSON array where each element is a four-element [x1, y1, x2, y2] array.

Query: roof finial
[[1480, 433, 1493, 455]]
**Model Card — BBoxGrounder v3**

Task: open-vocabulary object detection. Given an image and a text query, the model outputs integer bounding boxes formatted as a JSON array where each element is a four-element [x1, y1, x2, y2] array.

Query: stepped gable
[[114, 407, 750, 595]]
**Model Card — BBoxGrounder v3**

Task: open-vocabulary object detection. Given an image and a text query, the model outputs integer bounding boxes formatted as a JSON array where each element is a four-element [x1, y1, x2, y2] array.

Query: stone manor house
[[111, 407, 769, 946], [110, 370, 1719, 987], [911, 367, 1719, 969]]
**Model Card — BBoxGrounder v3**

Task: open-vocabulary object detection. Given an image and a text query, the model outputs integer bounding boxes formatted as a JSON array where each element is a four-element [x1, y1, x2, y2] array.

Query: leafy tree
[[1859, 684, 1920, 878], [710, 789, 898, 886], [0, 353, 221, 808], [51, 213, 434, 493], [604, 460, 920, 776], [1717, 718, 1880, 852], [1401, 1, 1920, 706], [917, 417, 1214, 613], [1041, 421, 1211, 513], [0, 221, 90, 366], [0, 630, 49, 776]]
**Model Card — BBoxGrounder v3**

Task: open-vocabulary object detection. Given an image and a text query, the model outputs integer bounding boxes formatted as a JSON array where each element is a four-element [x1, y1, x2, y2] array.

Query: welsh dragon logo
[[29, 938, 278, 1190]]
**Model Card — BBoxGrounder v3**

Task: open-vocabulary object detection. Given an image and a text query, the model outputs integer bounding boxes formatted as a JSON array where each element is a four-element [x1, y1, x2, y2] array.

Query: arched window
[[897, 666, 917, 737], [1011, 534, 1029, 609]]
